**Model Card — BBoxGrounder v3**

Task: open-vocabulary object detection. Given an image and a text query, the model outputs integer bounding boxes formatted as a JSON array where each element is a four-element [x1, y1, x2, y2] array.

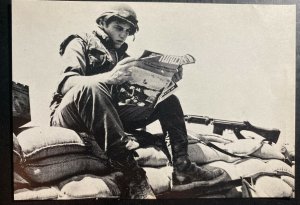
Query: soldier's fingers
[[118, 57, 137, 65], [123, 71, 132, 76], [117, 67, 132, 76], [120, 61, 136, 71], [118, 76, 131, 84]]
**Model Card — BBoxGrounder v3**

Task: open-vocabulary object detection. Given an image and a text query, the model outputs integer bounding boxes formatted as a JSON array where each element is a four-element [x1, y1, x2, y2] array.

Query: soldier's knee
[[168, 95, 180, 103], [164, 95, 181, 106]]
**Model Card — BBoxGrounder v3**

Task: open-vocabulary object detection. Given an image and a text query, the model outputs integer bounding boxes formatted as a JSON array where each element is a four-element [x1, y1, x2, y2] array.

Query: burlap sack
[[281, 176, 294, 190], [134, 146, 169, 167], [13, 133, 23, 164], [208, 161, 240, 180], [211, 139, 263, 157], [251, 142, 285, 160], [14, 171, 31, 191], [24, 154, 109, 184], [250, 176, 293, 197], [17, 126, 87, 160], [144, 166, 173, 194], [58, 172, 123, 199], [234, 158, 267, 177], [264, 159, 294, 176], [14, 186, 60, 200], [188, 143, 240, 164]]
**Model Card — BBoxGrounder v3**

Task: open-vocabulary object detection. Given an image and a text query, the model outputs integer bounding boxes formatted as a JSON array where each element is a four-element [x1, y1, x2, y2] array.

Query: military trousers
[[50, 82, 188, 162]]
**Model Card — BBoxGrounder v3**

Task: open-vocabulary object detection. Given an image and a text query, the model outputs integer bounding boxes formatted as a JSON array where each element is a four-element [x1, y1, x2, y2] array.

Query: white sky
[[12, 0, 295, 145]]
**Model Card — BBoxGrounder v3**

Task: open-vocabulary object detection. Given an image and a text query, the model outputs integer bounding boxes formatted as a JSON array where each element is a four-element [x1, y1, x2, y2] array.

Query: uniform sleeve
[[56, 37, 87, 93]]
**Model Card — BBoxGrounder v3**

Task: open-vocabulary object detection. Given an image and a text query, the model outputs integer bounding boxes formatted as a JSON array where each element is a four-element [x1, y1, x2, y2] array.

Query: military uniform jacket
[[50, 29, 129, 121]]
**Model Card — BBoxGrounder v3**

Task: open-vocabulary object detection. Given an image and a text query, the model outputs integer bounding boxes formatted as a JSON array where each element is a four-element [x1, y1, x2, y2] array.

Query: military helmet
[[96, 4, 139, 35]]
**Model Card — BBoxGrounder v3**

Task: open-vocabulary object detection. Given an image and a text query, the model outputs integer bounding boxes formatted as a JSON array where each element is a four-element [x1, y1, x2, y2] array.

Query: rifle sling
[[205, 142, 249, 159]]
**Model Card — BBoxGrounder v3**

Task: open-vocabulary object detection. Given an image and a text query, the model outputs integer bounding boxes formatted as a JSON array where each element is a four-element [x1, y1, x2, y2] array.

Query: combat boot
[[125, 166, 156, 199], [172, 157, 225, 185], [109, 154, 156, 199], [107, 137, 156, 199]]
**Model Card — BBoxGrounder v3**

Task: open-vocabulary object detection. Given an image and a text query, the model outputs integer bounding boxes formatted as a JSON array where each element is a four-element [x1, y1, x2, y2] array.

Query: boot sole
[[172, 171, 228, 192]]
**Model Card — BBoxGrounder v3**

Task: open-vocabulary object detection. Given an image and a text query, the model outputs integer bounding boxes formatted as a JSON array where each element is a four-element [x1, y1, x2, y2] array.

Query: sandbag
[[17, 126, 87, 160], [264, 159, 294, 176], [281, 176, 294, 190], [144, 166, 173, 194], [208, 161, 240, 180], [206, 161, 246, 198], [23, 154, 109, 184], [234, 158, 267, 177], [187, 130, 233, 144], [14, 186, 60, 200], [14, 134, 30, 190], [241, 178, 268, 197], [280, 143, 295, 161], [211, 139, 264, 157], [251, 142, 285, 160], [14, 171, 31, 191], [251, 176, 293, 197], [188, 143, 240, 164], [13, 133, 23, 164], [58, 172, 123, 199], [134, 146, 169, 167]]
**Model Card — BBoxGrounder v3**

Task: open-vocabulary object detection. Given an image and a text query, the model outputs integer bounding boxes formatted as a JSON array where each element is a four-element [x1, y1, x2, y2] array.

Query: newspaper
[[117, 50, 195, 107]]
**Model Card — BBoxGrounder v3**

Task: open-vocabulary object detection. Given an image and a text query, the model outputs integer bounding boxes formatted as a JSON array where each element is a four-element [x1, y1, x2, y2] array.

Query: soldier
[[50, 4, 224, 199]]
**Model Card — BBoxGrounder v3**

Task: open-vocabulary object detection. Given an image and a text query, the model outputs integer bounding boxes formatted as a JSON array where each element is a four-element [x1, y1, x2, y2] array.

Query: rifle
[[184, 115, 280, 144]]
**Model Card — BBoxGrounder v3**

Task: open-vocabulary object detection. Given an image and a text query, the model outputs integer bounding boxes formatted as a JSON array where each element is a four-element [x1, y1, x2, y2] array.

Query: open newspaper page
[[117, 50, 196, 107]]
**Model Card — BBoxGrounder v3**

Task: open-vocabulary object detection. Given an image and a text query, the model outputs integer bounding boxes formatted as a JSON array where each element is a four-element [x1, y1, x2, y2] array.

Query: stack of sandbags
[[55, 165, 172, 199], [53, 136, 173, 198], [14, 125, 294, 199], [185, 131, 294, 198], [205, 158, 294, 198], [15, 126, 109, 186], [241, 159, 295, 197], [14, 126, 174, 199], [187, 131, 285, 164], [58, 137, 172, 199]]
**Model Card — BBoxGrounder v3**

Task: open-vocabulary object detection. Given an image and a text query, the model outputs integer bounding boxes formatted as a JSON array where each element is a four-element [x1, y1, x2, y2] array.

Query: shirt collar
[[93, 28, 128, 54]]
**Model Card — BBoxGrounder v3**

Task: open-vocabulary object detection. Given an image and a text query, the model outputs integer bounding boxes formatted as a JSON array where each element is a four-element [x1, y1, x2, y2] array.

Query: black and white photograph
[[11, 0, 295, 200]]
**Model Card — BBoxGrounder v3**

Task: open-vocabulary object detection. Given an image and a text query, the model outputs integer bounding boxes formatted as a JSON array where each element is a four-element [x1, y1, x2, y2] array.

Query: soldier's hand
[[104, 57, 136, 85], [172, 65, 183, 82]]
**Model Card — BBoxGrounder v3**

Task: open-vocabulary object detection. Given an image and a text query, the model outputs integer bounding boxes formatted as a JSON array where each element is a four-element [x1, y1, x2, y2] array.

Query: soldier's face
[[103, 21, 132, 49]]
